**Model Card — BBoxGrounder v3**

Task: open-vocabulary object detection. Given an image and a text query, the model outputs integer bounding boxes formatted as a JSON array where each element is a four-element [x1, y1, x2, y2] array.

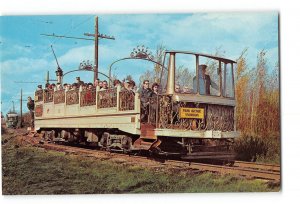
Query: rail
[[37, 141, 280, 182]]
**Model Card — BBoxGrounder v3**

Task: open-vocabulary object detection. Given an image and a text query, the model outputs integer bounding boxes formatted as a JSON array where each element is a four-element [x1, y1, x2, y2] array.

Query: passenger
[[139, 80, 152, 123], [182, 86, 191, 94], [76, 77, 84, 86], [99, 81, 103, 89], [126, 80, 136, 92], [151, 82, 159, 97], [113, 79, 122, 88], [87, 83, 93, 90], [149, 83, 159, 123], [82, 83, 87, 91], [36, 85, 43, 91], [175, 84, 181, 93], [50, 83, 56, 90], [56, 83, 62, 91], [45, 83, 50, 90], [66, 84, 71, 91], [94, 78, 100, 87], [85, 83, 94, 103], [27, 96, 34, 128], [63, 83, 68, 90], [100, 80, 108, 90], [71, 83, 78, 91]]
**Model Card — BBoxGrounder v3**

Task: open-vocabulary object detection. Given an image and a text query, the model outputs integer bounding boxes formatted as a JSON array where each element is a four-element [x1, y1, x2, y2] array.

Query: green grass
[[2, 133, 280, 194]]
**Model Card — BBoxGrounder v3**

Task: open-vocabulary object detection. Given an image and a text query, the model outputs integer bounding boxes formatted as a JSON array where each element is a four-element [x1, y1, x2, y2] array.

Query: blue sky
[[0, 12, 278, 114]]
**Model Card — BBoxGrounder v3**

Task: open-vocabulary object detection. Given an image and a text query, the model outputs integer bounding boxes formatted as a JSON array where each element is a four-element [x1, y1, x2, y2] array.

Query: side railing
[[119, 89, 135, 111], [44, 90, 54, 103], [54, 90, 65, 104], [66, 89, 79, 105], [97, 88, 117, 108], [35, 90, 43, 102], [80, 88, 96, 107], [35, 86, 140, 116]]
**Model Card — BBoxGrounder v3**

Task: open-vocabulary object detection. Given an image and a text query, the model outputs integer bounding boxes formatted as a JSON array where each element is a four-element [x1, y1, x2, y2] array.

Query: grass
[[2, 132, 280, 195]]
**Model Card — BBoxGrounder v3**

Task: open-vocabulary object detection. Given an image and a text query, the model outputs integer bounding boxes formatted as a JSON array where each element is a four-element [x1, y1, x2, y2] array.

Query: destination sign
[[179, 107, 204, 119]]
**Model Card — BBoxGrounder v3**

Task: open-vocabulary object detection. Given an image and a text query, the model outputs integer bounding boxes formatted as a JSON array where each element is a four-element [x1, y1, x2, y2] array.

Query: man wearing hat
[[193, 64, 218, 95], [76, 77, 84, 86], [36, 85, 43, 91]]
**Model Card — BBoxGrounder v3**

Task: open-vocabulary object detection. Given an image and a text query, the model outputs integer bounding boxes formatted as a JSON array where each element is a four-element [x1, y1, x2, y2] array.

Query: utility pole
[[41, 15, 115, 82], [84, 16, 115, 82], [94, 17, 99, 82]]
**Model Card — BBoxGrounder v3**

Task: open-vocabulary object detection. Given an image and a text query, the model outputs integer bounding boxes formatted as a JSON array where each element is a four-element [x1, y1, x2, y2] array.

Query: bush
[[234, 134, 269, 162]]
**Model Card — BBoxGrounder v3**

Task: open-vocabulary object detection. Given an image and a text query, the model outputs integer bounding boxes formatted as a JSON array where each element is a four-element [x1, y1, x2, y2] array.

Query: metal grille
[[35, 90, 43, 102], [54, 90, 65, 104], [66, 89, 79, 105], [119, 90, 135, 111], [155, 95, 234, 131], [44, 90, 54, 103], [80, 88, 96, 107], [97, 88, 117, 108], [205, 104, 234, 131]]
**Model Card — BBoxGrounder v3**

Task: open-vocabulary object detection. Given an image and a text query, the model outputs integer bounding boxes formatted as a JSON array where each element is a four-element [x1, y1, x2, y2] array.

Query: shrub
[[234, 134, 268, 162], [234, 133, 280, 164]]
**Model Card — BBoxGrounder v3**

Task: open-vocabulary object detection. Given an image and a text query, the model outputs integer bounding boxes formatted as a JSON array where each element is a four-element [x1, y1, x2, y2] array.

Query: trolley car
[[34, 50, 239, 160]]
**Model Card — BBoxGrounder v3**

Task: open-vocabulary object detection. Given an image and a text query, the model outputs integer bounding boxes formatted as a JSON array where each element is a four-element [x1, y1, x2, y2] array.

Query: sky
[[0, 12, 278, 115]]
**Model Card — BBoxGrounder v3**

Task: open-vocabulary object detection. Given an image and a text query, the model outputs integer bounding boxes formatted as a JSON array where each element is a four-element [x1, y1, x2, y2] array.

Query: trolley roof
[[165, 50, 236, 64]]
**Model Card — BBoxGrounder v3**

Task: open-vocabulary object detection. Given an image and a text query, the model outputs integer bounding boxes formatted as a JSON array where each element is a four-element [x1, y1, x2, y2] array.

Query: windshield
[[174, 54, 196, 94], [174, 54, 222, 96]]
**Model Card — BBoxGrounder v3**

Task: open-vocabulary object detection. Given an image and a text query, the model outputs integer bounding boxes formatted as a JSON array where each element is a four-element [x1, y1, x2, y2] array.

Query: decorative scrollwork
[[205, 105, 234, 131], [79, 60, 94, 71], [156, 97, 234, 131], [97, 88, 117, 109], [66, 89, 79, 105], [44, 90, 54, 103], [35, 90, 43, 102], [119, 90, 135, 111], [80, 88, 96, 107], [130, 45, 154, 60], [54, 90, 65, 104], [158, 95, 173, 129]]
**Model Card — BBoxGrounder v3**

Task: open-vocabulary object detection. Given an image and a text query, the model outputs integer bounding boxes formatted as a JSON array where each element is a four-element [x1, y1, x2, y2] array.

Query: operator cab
[[160, 50, 236, 101]]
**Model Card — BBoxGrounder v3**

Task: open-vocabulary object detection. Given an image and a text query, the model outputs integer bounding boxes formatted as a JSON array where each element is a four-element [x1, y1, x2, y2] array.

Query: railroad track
[[35, 141, 280, 182]]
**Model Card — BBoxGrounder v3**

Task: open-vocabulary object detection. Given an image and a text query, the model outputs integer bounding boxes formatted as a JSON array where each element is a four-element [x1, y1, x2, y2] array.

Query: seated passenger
[[82, 83, 87, 91], [56, 83, 62, 91], [87, 83, 93, 90], [175, 84, 181, 93], [182, 86, 191, 94], [113, 79, 122, 88], [36, 85, 43, 91], [99, 81, 103, 89], [71, 83, 78, 91], [100, 80, 108, 90], [76, 77, 84, 86], [94, 78, 100, 87], [128, 80, 136, 92]]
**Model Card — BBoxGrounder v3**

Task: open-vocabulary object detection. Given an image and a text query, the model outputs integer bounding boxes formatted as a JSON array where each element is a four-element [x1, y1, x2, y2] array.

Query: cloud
[[1, 57, 50, 75]]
